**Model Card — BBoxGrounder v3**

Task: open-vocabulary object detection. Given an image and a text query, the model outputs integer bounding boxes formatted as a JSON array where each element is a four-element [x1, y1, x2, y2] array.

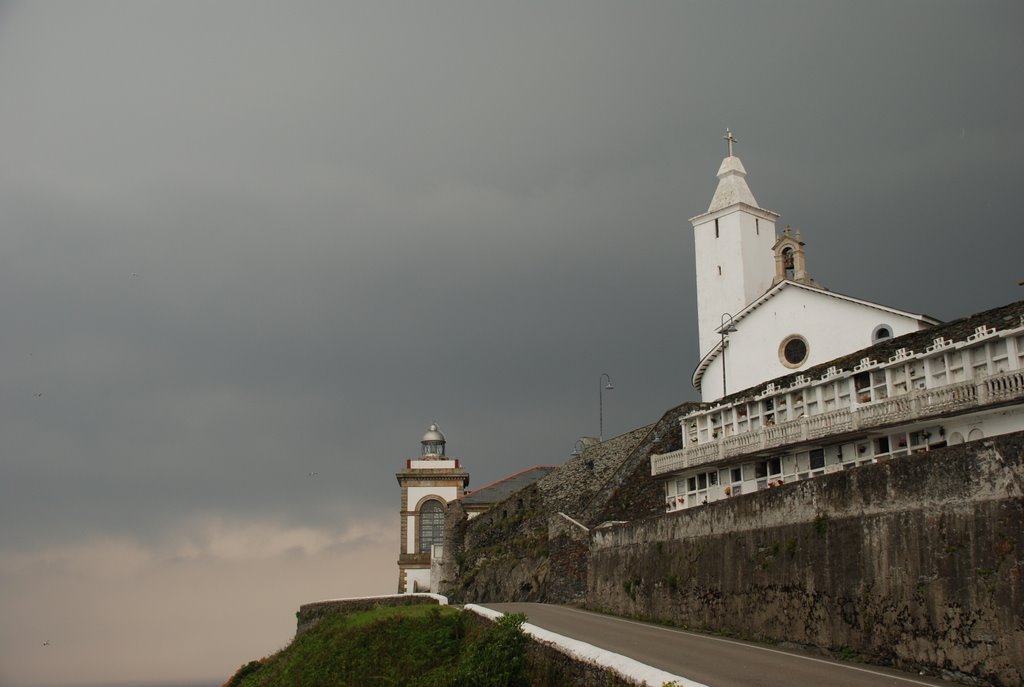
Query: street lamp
[[599, 373, 614, 441], [720, 313, 738, 397]]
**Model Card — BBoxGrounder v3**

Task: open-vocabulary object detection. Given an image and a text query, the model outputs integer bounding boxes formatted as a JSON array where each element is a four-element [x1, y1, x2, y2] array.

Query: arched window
[[872, 324, 893, 343], [419, 500, 445, 553], [781, 247, 795, 280]]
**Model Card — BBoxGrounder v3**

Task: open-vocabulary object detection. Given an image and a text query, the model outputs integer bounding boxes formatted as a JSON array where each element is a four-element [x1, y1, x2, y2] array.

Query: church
[[652, 131, 1024, 509], [395, 131, 1024, 587]]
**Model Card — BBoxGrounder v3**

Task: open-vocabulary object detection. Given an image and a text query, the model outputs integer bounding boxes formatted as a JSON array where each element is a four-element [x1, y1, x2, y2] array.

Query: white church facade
[[653, 132, 1024, 510]]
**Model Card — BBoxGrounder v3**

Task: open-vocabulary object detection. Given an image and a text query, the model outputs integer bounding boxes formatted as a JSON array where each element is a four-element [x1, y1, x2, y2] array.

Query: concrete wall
[[589, 433, 1024, 686]]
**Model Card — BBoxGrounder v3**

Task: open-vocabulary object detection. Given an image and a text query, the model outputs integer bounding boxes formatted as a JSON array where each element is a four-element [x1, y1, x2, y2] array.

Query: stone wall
[[536, 425, 652, 522], [588, 433, 1024, 686], [585, 402, 695, 525], [441, 426, 654, 603], [545, 513, 591, 604], [441, 484, 551, 602]]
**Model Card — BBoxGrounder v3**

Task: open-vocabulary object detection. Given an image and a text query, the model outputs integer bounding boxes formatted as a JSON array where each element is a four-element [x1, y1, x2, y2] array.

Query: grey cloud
[[0, 2, 1021, 684]]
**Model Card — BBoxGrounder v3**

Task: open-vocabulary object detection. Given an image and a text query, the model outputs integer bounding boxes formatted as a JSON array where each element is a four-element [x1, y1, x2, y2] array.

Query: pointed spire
[[707, 129, 759, 212]]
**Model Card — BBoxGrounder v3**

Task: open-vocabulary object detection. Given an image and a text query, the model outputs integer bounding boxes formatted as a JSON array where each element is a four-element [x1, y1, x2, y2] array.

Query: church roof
[[731, 281, 940, 331], [459, 465, 557, 507], [692, 280, 942, 390]]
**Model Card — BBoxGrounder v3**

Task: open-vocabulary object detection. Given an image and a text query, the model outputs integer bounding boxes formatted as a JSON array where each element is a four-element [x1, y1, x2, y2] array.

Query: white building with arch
[[395, 424, 469, 593]]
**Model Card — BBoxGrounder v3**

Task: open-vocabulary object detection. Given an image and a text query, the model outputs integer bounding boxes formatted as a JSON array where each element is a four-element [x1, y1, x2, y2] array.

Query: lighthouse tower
[[395, 424, 469, 593]]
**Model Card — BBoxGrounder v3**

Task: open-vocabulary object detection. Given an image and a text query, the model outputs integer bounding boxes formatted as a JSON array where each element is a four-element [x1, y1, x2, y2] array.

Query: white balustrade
[[651, 368, 1024, 477]]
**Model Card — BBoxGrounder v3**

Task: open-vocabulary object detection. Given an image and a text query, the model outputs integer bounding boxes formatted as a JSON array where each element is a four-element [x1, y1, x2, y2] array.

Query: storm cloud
[[1, 2, 1021, 685]]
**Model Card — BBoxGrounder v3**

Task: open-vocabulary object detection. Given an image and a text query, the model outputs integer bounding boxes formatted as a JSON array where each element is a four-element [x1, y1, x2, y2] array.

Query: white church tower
[[688, 131, 937, 402], [395, 423, 469, 593], [690, 129, 779, 360]]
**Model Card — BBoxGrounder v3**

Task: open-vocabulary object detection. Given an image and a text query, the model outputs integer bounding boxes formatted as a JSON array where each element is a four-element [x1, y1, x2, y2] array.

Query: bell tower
[[396, 423, 469, 593], [690, 130, 780, 359], [771, 225, 817, 286]]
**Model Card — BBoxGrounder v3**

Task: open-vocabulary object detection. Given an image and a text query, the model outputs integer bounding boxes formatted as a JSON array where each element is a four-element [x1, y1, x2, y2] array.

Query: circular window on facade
[[779, 335, 809, 368]]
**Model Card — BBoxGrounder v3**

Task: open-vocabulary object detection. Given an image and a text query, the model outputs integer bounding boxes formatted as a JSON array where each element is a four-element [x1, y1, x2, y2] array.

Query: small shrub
[[453, 613, 529, 687]]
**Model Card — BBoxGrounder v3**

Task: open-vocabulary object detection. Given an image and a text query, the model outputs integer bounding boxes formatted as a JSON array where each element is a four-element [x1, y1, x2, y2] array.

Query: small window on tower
[[715, 219, 719, 238], [717, 265, 722, 275], [872, 324, 893, 342]]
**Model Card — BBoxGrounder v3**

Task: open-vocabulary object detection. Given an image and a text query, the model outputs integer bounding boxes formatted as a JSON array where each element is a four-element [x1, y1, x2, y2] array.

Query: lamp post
[[720, 313, 738, 397], [599, 373, 614, 441]]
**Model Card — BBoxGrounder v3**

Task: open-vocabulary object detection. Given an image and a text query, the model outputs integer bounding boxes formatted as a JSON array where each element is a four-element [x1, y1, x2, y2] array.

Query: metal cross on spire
[[723, 128, 738, 157]]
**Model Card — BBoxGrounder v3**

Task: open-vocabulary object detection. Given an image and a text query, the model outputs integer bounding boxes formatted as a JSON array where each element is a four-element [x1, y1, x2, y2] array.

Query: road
[[482, 603, 951, 687]]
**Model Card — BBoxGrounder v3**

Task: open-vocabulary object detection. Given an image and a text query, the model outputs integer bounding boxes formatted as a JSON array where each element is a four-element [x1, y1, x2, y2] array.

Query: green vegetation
[[226, 606, 530, 687]]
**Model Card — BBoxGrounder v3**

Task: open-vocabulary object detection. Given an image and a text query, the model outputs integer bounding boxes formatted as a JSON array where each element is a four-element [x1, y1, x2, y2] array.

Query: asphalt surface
[[482, 603, 952, 687]]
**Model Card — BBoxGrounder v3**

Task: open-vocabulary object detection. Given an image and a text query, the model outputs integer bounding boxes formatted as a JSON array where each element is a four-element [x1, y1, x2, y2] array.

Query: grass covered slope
[[225, 605, 528, 687]]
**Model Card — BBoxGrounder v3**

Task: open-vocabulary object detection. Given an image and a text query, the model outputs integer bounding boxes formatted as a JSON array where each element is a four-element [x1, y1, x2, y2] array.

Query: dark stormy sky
[[1, 2, 1021, 685]]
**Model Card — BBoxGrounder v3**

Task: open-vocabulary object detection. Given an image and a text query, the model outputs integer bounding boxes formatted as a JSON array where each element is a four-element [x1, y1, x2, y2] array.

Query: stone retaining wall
[[589, 434, 1024, 686]]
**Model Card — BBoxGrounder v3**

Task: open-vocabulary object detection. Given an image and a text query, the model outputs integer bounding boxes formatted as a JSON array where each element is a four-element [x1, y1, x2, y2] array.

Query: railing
[[857, 396, 913, 428], [721, 430, 761, 453], [917, 381, 978, 414], [763, 421, 803, 448], [984, 370, 1024, 404], [805, 409, 854, 440], [650, 368, 1024, 477]]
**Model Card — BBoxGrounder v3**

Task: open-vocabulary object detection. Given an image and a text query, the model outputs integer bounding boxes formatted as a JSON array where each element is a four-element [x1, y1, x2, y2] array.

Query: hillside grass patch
[[226, 606, 529, 687]]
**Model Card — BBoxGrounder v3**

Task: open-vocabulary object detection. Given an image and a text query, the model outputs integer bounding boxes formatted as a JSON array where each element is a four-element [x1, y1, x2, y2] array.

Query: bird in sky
[[42, 640, 50, 646], [33, 392, 43, 398], [308, 471, 319, 477]]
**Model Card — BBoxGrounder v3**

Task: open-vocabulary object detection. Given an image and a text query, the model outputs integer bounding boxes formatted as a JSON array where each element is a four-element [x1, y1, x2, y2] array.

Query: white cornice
[[689, 201, 781, 225]]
